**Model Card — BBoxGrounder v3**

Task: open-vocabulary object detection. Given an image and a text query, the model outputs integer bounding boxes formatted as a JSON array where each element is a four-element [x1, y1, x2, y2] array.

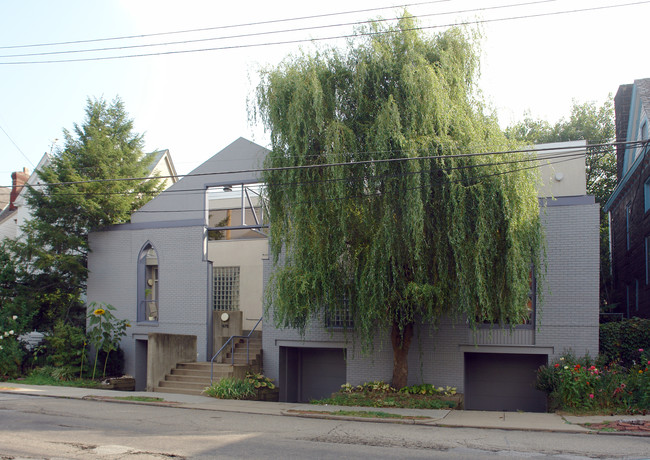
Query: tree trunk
[[390, 321, 413, 390]]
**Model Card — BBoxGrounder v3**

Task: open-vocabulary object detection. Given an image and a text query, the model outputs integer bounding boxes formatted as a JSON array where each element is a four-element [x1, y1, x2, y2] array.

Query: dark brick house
[[605, 78, 650, 318]]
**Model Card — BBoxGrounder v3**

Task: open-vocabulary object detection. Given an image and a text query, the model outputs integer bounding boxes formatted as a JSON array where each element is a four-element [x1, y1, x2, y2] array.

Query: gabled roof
[[131, 138, 269, 226], [0, 186, 9, 210]]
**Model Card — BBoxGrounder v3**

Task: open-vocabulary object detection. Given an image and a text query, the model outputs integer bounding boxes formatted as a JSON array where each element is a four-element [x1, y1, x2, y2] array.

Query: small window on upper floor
[[138, 243, 159, 322], [626, 203, 632, 251], [644, 176, 650, 213]]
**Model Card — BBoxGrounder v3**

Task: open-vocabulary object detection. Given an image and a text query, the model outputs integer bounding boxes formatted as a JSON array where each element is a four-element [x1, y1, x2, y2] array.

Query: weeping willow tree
[[255, 14, 543, 389]]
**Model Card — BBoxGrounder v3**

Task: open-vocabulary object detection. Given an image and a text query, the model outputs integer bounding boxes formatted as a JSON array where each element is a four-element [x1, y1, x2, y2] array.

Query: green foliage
[[314, 381, 458, 409], [506, 98, 616, 305], [204, 377, 256, 399], [536, 351, 650, 413], [97, 347, 125, 377], [399, 383, 457, 396], [245, 371, 275, 389], [0, 313, 25, 379], [255, 13, 542, 388], [15, 366, 102, 388], [86, 302, 129, 379], [43, 320, 88, 380], [3, 97, 163, 331], [600, 318, 650, 368]]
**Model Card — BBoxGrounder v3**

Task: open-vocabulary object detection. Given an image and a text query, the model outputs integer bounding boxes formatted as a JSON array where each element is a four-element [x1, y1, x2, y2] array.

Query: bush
[[0, 313, 27, 379], [43, 320, 88, 380], [537, 350, 650, 413], [600, 318, 650, 368], [204, 377, 256, 399], [97, 347, 125, 377], [245, 372, 275, 390]]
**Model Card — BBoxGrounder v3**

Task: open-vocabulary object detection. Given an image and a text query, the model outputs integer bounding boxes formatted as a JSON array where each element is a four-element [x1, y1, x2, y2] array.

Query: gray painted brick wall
[[88, 225, 210, 377], [263, 201, 600, 392]]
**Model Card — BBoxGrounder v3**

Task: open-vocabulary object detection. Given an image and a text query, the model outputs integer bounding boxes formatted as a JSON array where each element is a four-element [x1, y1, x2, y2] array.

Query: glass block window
[[324, 297, 354, 329], [214, 266, 240, 311]]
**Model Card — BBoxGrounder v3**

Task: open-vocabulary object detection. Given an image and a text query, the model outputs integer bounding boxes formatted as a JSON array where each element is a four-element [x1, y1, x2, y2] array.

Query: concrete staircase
[[153, 335, 262, 396]]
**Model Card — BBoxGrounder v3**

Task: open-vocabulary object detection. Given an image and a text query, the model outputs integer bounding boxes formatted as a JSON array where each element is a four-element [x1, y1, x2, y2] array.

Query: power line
[[1, 1, 647, 65], [0, 0, 559, 59], [90, 154, 587, 213], [0, 122, 35, 168], [11, 140, 624, 195], [10, 139, 640, 189], [0, 0, 453, 50]]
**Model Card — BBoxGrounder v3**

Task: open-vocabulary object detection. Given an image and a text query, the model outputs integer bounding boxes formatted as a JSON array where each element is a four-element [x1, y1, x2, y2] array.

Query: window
[[138, 243, 159, 322], [636, 279, 640, 312], [324, 296, 354, 329], [644, 177, 650, 213], [626, 203, 631, 251], [214, 266, 240, 311], [646, 236, 650, 285]]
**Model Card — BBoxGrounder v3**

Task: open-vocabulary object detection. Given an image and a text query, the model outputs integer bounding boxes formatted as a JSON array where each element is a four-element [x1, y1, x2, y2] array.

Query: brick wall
[[263, 200, 600, 392], [88, 224, 210, 378]]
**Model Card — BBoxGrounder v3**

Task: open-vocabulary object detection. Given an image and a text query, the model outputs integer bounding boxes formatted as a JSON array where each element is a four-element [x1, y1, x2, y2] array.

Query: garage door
[[464, 352, 547, 412], [279, 347, 346, 403]]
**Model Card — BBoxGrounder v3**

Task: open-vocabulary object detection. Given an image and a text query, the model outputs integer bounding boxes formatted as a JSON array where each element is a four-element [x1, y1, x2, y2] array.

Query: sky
[[1, 0, 649, 181]]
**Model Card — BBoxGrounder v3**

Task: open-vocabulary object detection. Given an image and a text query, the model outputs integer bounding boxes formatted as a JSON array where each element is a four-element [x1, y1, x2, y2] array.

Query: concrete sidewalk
[[1, 382, 648, 435]]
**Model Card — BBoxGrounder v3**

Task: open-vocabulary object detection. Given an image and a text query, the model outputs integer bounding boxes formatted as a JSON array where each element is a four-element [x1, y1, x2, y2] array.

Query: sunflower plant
[[87, 302, 129, 379]]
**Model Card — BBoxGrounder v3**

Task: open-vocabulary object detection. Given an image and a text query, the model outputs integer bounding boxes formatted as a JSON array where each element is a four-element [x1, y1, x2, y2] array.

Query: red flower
[[554, 363, 560, 368]]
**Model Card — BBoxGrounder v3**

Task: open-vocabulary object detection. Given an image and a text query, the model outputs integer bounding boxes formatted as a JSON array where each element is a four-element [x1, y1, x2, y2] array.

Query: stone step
[[165, 374, 213, 384], [152, 385, 205, 396], [158, 380, 209, 391]]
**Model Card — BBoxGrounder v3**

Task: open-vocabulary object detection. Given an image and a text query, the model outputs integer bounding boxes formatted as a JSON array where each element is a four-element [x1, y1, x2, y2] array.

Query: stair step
[[165, 374, 213, 384], [158, 380, 208, 390], [153, 385, 205, 396]]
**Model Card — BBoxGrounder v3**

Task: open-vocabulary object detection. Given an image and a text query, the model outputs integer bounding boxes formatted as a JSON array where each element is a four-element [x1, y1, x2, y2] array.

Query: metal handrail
[[210, 316, 262, 384]]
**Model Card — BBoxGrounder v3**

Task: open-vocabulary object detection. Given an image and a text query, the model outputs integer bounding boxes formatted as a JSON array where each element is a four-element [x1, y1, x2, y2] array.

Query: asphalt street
[[1, 392, 649, 459]]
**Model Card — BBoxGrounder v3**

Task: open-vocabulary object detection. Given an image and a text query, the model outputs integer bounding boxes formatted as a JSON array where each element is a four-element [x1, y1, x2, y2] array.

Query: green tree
[[5, 97, 163, 330], [506, 99, 615, 305], [255, 15, 543, 388]]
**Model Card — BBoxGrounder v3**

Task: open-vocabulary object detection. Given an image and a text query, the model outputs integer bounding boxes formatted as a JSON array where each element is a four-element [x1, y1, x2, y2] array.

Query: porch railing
[[209, 316, 262, 384]]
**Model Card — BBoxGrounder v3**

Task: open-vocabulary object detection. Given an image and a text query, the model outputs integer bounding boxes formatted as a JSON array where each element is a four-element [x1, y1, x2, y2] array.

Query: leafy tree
[[5, 97, 163, 330], [506, 99, 615, 305], [256, 15, 543, 388]]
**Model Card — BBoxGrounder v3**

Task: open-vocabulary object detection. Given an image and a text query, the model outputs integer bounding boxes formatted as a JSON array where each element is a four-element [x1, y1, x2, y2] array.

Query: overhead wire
[[1, 0, 648, 64], [0, 0, 560, 59], [11, 142, 626, 207], [10, 139, 637, 190], [0, 0, 455, 50]]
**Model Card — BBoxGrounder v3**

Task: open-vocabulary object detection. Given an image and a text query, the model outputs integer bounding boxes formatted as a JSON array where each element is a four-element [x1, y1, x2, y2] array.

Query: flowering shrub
[[537, 350, 650, 413], [0, 313, 24, 379], [400, 383, 457, 396]]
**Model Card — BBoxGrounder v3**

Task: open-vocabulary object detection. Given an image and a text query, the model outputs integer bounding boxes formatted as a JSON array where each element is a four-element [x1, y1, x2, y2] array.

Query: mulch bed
[[586, 420, 650, 433]]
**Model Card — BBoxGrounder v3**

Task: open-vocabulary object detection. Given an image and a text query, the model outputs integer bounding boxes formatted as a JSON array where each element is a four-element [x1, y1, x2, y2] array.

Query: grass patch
[[113, 396, 164, 402], [291, 409, 428, 420], [312, 391, 457, 410], [9, 373, 103, 388]]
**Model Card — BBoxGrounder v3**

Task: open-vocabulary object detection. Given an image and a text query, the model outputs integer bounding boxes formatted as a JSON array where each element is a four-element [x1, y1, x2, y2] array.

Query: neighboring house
[[263, 140, 600, 411], [0, 149, 177, 243], [86, 138, 269, 391], [0, 167, 29, 241], [87, 138, 599, 411], [605, 78, 650, 319]]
